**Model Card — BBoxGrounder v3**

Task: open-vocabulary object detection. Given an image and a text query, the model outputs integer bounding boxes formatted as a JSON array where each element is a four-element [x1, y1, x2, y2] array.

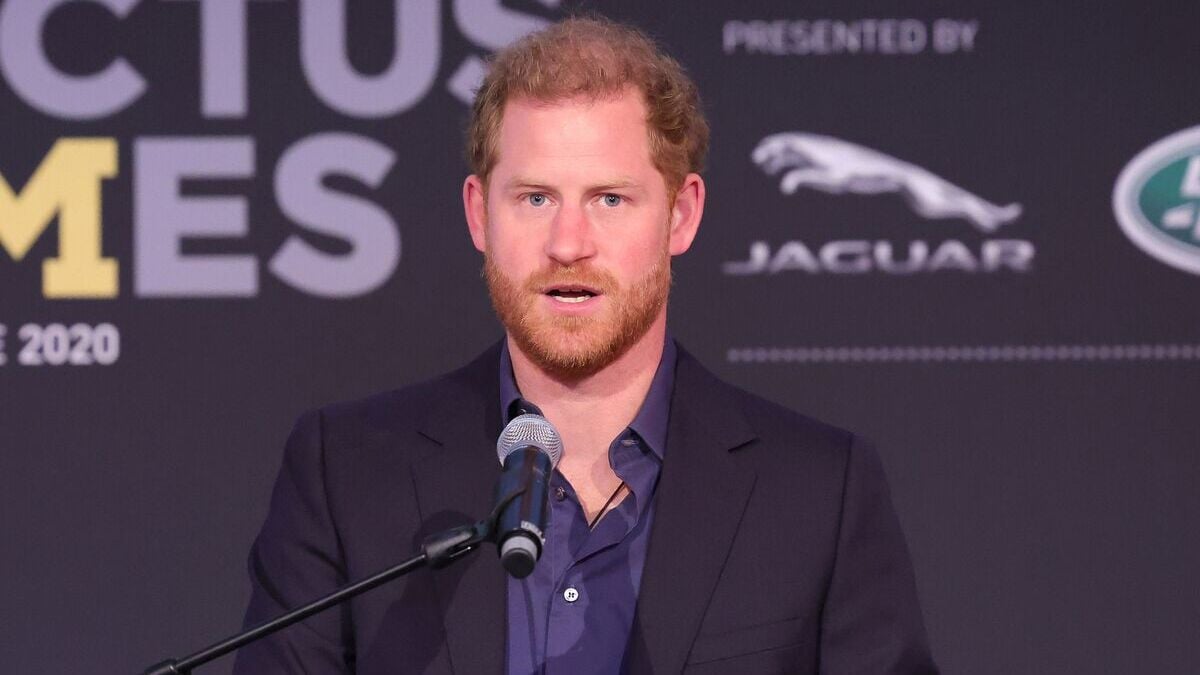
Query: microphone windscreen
[[496, 414, 563, 468]]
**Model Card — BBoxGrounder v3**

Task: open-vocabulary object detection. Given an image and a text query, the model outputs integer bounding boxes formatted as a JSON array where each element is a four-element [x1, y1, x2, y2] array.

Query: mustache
[[520, 264, 619, 293]]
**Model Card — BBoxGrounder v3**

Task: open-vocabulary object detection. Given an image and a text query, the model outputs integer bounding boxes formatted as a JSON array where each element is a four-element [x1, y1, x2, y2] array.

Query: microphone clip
[[420, 485, 527, 569]]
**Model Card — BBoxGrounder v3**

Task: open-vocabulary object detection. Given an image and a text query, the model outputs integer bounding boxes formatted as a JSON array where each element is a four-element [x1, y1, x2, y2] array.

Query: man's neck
[[507, 315, 667, 464]]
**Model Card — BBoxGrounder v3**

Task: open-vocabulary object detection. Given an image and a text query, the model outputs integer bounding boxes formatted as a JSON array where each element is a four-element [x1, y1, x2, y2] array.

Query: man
[[235, 16, 936, 675]]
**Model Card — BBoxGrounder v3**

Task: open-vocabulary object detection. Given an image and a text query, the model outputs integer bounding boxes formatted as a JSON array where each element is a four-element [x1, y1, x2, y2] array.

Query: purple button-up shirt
[[500, 338, 676, 675]]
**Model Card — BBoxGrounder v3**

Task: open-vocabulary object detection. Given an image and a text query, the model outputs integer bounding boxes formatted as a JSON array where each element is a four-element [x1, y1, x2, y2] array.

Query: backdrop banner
[[1, 1, 1197, 673]]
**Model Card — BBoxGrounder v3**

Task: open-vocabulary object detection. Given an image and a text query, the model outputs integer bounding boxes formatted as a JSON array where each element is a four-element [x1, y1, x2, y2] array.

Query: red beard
[[483, 253, 671, 380]]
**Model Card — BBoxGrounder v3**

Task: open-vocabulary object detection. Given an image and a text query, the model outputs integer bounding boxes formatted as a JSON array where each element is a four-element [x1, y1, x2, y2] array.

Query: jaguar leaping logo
[[753, 133, 1022, 232]]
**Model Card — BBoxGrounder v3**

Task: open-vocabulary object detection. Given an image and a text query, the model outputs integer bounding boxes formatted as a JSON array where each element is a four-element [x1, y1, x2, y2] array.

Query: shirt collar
[[498, 336, 677, 460]]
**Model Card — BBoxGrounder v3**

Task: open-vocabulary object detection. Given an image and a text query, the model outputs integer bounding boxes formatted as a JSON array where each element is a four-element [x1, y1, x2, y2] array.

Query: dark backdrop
[[1, 1, 1198, 673]]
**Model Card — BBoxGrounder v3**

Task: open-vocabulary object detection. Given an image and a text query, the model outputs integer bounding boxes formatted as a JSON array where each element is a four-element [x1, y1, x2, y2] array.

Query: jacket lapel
[[411, 343, 507, 675], [627, 348, 758, 673]]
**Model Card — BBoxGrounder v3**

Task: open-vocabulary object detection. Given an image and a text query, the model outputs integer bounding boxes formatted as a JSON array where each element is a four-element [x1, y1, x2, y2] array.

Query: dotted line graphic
[[727, 344, 1200, 364]]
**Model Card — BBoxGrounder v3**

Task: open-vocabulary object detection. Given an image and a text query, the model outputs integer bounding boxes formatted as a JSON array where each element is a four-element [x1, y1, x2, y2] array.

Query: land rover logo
[[1113, 126, 1200, 275]]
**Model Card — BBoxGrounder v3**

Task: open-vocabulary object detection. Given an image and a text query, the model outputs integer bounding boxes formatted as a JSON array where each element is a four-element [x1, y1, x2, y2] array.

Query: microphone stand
[[141, 489, 522, 674]]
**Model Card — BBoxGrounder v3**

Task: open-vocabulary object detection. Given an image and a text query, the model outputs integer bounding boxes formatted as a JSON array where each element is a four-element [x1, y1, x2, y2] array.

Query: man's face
[[464, 89, 699, 378]]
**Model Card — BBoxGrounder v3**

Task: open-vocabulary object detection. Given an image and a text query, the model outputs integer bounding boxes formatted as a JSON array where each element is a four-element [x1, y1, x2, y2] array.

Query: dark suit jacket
[[234, 342, 937, 674]]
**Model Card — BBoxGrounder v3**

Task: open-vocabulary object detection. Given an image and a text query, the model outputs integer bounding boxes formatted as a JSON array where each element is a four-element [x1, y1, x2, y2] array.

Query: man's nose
[[544, 204, 597, 266]]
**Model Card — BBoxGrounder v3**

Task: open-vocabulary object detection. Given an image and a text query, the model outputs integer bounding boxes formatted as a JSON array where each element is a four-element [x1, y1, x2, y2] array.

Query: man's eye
[[602, 194, 622, 207], [527, 193, 547, 207]]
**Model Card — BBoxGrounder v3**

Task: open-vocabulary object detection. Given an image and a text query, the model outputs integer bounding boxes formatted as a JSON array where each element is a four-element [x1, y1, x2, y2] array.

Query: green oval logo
[[1114, 126, 1200, 274]]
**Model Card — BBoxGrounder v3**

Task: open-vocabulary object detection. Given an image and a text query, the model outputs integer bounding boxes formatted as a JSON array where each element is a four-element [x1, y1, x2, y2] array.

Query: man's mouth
[[545, 286, 600, 304]]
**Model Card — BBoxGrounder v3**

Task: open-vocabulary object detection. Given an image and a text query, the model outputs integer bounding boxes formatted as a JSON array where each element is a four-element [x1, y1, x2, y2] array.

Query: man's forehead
[[491, 94, 653, 169], [496, 91, 648, 139]]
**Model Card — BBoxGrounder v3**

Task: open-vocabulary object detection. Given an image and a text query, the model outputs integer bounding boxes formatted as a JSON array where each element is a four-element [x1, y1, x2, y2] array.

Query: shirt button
[[562, 587, 580, 603], [554, 486, 566, 501]]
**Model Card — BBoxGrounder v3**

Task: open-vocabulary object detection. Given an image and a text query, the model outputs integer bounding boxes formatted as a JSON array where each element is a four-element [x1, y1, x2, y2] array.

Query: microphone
[[493, 413, 563, 578]]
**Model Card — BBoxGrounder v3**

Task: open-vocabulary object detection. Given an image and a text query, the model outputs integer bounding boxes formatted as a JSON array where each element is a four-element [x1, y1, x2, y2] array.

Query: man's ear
[[668, 173, 705, 256], [463, 174, 488, 253]]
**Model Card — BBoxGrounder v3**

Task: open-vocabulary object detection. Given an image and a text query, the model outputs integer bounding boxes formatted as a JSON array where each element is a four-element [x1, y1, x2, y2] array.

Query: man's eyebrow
[[503, 177, 555, 191], [591, 178, 642, 192]]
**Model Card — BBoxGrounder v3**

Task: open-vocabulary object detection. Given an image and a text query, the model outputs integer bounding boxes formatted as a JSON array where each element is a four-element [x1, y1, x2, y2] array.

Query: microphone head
[[496, 414, 563, 468]]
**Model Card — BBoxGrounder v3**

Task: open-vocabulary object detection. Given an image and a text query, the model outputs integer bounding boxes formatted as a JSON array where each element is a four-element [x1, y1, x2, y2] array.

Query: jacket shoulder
[[731, 383, 855, 452], [304, 341, 501, 454], [678, 346, 857, 460]]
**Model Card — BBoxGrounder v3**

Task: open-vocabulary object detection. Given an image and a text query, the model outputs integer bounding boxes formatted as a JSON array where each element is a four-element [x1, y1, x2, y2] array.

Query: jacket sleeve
[[818, 434, 938, 674], [232, 410, 355, 673]]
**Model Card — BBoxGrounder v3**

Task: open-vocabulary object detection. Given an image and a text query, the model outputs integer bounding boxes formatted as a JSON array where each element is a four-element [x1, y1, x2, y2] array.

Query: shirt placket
[[542, 436, 647, 672]]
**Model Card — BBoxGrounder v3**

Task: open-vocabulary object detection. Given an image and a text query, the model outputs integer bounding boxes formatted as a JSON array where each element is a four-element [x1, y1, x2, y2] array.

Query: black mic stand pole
[[141, 511, 502, 674]]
